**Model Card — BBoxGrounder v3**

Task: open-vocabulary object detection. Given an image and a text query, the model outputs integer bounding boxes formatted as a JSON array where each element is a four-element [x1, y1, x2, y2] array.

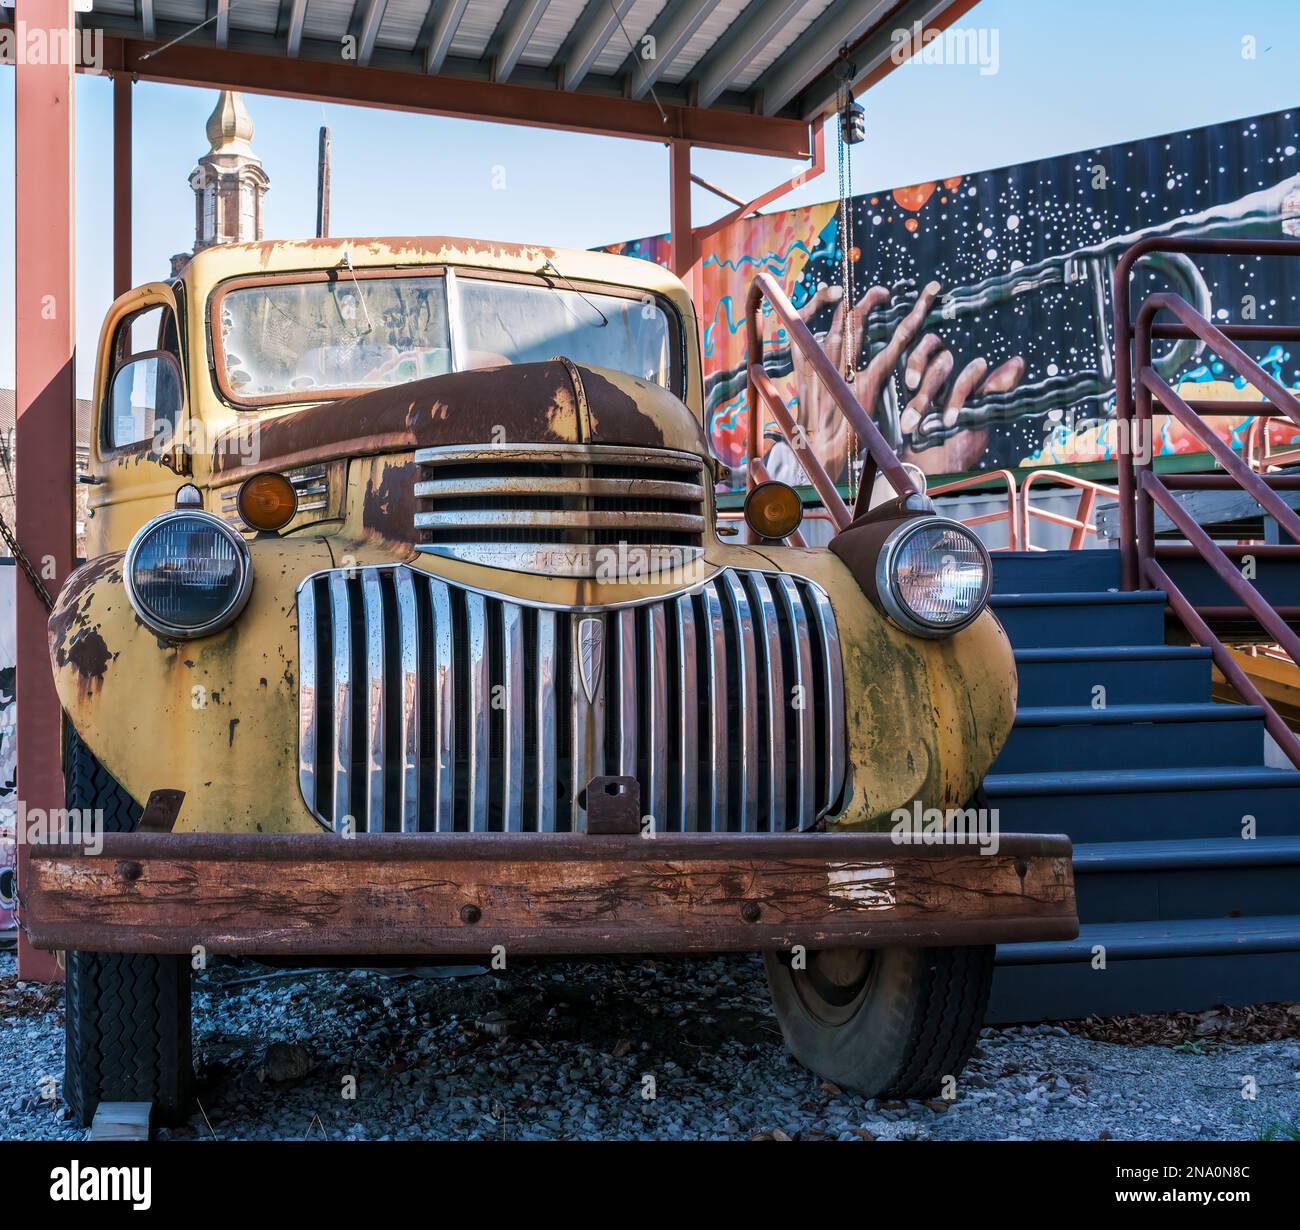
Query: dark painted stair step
[[997, 914, 1300, 965], [981, 765, 1300, 842], [1072, 836, 1300, 925], [993, 703, 1265, 773], [1014, 645, 1212, 707], [991, 549, 1121, 595], [991, 590, 1167, 648], [1158, 551, 1300, 611], [988, 925, 1300, 1022]]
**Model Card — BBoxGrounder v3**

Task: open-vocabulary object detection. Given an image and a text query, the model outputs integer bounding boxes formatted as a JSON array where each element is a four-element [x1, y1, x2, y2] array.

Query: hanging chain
[[0, 506, 54, 612], [836, 71, 860, 505]]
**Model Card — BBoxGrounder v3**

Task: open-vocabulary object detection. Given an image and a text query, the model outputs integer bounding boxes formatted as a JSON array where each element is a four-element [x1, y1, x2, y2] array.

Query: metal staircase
[[984, 548, 1300, 1021]]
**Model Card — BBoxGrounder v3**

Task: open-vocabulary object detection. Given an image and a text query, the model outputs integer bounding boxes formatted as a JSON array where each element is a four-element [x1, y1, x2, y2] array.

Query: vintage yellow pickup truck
[[30, 237, 1075, 1125]]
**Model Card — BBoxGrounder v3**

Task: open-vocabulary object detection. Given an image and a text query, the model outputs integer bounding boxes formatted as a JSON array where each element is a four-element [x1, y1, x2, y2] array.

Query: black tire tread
[[62, 727, 192, 1128], [886, 944, 993, 1097]]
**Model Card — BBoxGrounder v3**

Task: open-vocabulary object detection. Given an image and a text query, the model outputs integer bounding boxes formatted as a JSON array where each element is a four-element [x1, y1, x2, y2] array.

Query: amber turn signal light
[[743, 480, 803, 541], [237, 472, 297, 532]]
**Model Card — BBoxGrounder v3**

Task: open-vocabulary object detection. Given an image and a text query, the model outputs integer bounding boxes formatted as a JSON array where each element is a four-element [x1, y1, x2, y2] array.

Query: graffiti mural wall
[[608, 106, 1300, 487]]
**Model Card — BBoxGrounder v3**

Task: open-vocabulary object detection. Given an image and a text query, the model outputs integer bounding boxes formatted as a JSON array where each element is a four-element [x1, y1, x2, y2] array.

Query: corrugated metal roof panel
[[228, 0, 282, 36], [660, 0, 751, 83], [377, 0, 434, 50], [304, 0, 358, 42], [590, 0, 669, 76], [731, 0, 834, 90], [450, 0, 512, 61], [518, 0, 586, 67], [152, 0, 206, 24]]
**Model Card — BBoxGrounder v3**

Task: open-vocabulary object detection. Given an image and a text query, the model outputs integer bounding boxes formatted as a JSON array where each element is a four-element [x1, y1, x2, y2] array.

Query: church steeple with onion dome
[[172, 90, 270, 274]]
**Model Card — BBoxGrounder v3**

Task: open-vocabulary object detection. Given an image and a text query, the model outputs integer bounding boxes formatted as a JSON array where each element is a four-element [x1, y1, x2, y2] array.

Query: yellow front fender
[[48, 535, 335, 834]]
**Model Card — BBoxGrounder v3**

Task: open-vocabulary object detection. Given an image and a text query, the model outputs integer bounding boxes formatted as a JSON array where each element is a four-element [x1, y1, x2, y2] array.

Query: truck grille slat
[[535, 609, 559, 833], [501, 602, 526, 833], [673, 595, 699, 833], [775, 575, 816, 831], [412, 444, 708, 577], [328, 571, 353, 835], [645, 603, 668, 831], [394, 567, 421, 834], [361, 568, 387, 834], [700, 581, 728, 833], [464, 591, 491, 833], [297, 566, 845, 834], [429, 578, 456, 832]]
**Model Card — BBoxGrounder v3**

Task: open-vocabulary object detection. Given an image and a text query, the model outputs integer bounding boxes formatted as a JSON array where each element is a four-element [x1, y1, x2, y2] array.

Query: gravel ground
[[2, 948, 1298, 1142]]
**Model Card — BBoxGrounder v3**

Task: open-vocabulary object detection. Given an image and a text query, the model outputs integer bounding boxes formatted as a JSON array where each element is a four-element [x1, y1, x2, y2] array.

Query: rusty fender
[[47, 534, 336, 835], [23, 831, 1078, 956]]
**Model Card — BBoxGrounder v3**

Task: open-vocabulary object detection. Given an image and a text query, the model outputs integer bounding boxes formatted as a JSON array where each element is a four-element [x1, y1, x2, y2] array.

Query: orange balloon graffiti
[[892, 182, 937, 212]]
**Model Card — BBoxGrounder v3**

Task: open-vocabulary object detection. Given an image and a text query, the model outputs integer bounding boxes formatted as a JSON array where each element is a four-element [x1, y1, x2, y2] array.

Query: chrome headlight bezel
[[124, 508, 254, 640], [874, 516, 992, 638]]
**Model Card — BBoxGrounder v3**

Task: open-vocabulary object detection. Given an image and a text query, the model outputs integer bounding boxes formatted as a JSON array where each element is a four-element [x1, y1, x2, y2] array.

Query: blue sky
[[2, 0, 1299, 395]]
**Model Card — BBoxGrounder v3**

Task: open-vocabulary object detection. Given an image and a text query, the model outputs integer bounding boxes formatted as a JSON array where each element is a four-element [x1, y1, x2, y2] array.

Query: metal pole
[[316, 126, 331, 239], [14, 0, 77, 981], [113, 73, 132, 297], [669, 139, 693, 278]]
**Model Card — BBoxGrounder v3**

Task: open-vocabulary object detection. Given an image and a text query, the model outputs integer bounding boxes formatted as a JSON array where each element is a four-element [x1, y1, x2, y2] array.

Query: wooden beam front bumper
[[24, 832, 1077, 956]]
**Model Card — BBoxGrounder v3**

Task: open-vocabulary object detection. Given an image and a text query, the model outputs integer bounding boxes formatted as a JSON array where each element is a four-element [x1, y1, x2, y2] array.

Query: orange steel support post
[[669, 139, 694, 278], [14, 0, 77, 980], [113, 73, 132, 297]]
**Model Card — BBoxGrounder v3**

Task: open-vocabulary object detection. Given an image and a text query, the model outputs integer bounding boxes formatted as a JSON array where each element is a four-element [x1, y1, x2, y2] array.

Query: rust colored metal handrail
[[744, 272, 919, 535], [1246, 416, 1300, 473], [1017, 470, 1118, 553], [1113, 237, 1300, 589], [927, 470, 1020, 551], [1114, 237, 1300, 769]]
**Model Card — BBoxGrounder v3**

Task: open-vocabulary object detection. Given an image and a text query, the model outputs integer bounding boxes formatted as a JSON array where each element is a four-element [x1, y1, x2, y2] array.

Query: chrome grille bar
[[645, 603, 668, 832], [721, 571, 759, 832], [749, 573, 786, 828], [535, 609, 558, 833], [614, 608, 637, 780], [429, 578, 455, 832], [361, 568, 386, 833], [700, 581, 728, 833], [393, 567, 421, 833], [674, 594, 698, 833], [809, 587, 847, 813], [465, 591, 490, 832], [500, 602, 526, 832], [297, 566, 846, 835], [775, 574, 816, 831], [297, 578, 318, 816], [328, 571, 353, 835]]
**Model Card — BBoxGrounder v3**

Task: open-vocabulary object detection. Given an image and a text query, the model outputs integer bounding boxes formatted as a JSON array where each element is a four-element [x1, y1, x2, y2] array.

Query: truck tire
[[763, 943, 993, 1099], [62, 727, 193, 1128]]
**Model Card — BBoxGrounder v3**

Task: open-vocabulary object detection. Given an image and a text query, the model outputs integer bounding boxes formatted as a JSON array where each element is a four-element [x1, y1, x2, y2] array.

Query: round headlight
[[875, 517, 991, 637], [124, 510, 253, 639]]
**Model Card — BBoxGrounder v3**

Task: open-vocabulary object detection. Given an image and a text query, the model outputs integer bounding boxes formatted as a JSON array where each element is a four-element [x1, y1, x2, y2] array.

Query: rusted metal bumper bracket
[[23, 831, 1077, 957]]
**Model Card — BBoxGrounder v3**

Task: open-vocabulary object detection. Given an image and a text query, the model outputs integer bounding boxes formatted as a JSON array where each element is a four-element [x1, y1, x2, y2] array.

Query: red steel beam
[[14, 0, 77, 981], [113, 73, 132, 297], [99, 37, 814, 159]]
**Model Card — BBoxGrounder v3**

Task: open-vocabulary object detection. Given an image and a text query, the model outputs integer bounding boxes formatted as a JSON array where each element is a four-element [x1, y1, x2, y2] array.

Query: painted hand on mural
[[785, 280, 1025, 479]]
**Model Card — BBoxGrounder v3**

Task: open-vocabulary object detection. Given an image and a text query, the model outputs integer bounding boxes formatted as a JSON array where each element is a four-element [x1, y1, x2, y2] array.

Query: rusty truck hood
[[211, 359, 709, 477]]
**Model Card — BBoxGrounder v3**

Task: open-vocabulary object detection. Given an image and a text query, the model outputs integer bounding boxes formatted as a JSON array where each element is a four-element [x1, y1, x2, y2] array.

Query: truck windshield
[[215, 270, 676, 405]]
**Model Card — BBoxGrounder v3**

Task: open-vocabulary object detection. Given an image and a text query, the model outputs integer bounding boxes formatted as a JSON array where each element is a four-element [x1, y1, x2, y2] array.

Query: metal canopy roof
[[81, 0, 974, 156]]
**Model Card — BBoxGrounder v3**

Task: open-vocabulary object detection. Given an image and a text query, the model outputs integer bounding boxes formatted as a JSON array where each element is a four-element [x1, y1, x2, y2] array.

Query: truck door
[[84, 283, 190, 557]]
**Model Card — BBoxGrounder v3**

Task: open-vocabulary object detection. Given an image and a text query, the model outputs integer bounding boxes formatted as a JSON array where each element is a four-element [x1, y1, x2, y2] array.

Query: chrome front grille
[[412, 444, 708, 577], [297, 565, 846, 834]]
